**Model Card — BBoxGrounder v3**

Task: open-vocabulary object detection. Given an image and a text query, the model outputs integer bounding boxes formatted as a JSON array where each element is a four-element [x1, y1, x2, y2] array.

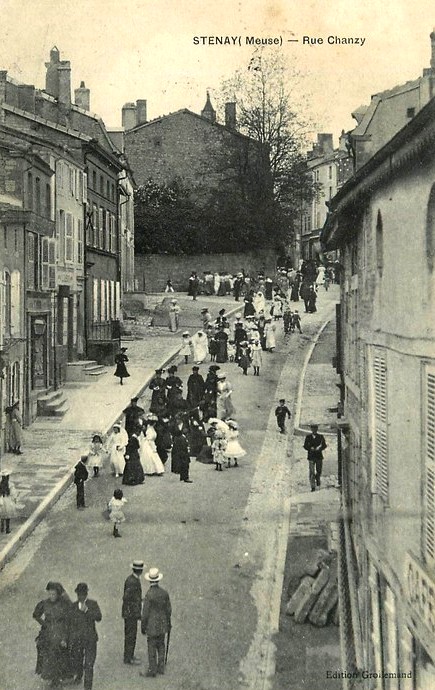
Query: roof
[[322, 94, 435, 249], [124, 108, 261, 146]]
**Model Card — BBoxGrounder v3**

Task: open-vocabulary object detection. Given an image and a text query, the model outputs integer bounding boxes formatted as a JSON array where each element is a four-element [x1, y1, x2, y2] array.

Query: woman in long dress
[[5, 401, 23, 454], [33, 582, 71, 686], [253, 291, 266, 314], [122, 431, 145, 485], [265, 319, 276, 351], [223, 420, 246, 467], [107, 424, 128, 477], [191, 331, 208, 364], [169, 300, 181, 332], [114, 347, 130, 385], [216, 373, 236, 420], [139, 417, 165, 476]]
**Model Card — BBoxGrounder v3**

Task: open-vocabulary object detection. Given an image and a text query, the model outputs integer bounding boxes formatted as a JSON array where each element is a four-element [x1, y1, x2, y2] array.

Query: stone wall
[[134, 249, 279, 292]]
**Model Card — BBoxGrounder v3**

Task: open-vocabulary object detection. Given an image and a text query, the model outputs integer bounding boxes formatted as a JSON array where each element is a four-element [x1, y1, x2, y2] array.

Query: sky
[[1, 0, 434, 147]]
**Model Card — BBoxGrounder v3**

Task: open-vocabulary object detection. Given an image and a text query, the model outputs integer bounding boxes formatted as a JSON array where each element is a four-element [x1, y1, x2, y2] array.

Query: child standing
[[292, 310, 302, 333], [275, 399, 292, 434], [0, 469, 18, 533], [227, 340, 236, 362], [180, 331, 192, 364], [251, 339, 263, 376], [212, 430, 227, 472], [108, 488, 127, 538], [165, 278, 175, 293], [89, 434, 105, 477]]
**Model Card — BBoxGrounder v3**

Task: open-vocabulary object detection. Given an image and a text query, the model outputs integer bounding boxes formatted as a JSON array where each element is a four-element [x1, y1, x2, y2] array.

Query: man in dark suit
[[69, 583, 102, 690], [122, 560, 144, 665], [74, 455, 89, 509], [140, 567, 172, 678], [123, 398, 145, 437], [303, 424, 327, 491]]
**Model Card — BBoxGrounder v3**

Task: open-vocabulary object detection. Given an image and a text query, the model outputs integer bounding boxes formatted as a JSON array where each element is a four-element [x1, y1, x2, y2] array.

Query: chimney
[[75, 81, 90, 110], [431, 28, 435, 72], [317, 133, 334, 153], [45, 46, 71, 107], [17, 84, 35, 113], [225, 102, 237, 131], [136, 99, 147, 125], [122, 102, 137, 130]]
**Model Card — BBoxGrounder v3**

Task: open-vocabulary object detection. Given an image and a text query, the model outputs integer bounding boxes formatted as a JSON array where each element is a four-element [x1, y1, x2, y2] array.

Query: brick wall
[[135, 249, 279, 292]]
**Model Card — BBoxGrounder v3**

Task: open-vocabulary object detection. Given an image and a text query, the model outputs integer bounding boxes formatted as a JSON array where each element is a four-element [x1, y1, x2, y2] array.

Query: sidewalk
[[0, 295, 240, 569], [272, 289, 342, 690]]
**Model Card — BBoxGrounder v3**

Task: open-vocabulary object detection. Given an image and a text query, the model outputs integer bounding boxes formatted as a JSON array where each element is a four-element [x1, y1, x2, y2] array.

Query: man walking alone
[[122, 560, 144, 665], [69, 583, 102, 690], [303, 424, 327, 491], [140, 567, 172, 678]]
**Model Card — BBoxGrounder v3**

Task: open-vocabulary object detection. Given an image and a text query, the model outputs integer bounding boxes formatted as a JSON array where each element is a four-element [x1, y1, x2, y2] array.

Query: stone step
[[66, 360, 106, 382], [37, 392, 69, 418], [36, 389, 64, 405], [84, 364, 107, 376], [43, 401, 70, 417]]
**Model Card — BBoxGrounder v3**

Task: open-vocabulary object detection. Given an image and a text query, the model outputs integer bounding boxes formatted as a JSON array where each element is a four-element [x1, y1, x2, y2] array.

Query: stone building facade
[[322, 95, 435, 688]]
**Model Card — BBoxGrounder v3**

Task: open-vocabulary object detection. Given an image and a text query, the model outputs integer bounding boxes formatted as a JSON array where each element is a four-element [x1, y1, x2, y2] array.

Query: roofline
[[124, 108, 262, 145], [322, 95, 435, 247]]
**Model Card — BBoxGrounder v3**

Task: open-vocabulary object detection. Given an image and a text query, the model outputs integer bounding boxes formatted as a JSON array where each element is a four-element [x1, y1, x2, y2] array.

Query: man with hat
[[74, 455, 89, 509], [122, 560, 145, 665], [303, 424, 327, 491], [140, 568, 172, 678], [123, 398, 145, 437], [187, 366, 205, 409], [69, 583, 102, 689]]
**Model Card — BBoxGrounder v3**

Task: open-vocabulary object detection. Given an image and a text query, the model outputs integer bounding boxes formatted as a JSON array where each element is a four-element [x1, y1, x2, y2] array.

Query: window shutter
[[93, 279, 99, 322], [424, 370, 435, 562], [10, 270, 20, 335], [373, 352, 388, 501], [48, 240, 56, 289]]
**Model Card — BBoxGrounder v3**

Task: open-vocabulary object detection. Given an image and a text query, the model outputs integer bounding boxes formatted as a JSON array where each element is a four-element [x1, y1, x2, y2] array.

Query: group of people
[[31, 561, 172, 688]]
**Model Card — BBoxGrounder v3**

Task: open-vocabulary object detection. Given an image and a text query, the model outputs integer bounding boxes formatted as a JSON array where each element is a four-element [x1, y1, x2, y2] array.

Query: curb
[[293, 306, 338, 437], [0, 303, 241, 572]]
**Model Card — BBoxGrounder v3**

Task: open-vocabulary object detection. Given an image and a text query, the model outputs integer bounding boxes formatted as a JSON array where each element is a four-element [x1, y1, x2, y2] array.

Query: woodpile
[[285, 549, 339, 626]]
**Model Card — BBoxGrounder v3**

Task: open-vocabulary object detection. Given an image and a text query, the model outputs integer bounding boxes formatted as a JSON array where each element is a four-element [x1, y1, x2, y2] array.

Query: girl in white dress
[[0, 470, 18, 534], [180, 332, 192, 364], [88, 434, 105, 477], [253, 291, 266, 314], [223, 420, 246, 468], [106, 424, 128, 477], [139, 417, 165, 476], [108, 488, 127, 538]]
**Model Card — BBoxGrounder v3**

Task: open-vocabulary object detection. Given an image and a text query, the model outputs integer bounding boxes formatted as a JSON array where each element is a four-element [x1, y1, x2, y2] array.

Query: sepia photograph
[[0, 0, 434, 688]]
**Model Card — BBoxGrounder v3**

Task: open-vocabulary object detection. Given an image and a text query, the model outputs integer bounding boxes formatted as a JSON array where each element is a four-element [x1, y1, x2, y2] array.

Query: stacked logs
[[285, 549, 339, 626]]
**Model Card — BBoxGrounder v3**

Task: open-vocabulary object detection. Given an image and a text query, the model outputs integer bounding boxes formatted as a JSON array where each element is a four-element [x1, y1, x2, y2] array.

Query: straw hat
[[145, 567, 163, 582]]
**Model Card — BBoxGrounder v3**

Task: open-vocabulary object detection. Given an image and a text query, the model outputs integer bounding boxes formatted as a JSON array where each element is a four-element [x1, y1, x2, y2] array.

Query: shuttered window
[[373, 351, 388, 501], [424, 368, 435, 564], [92, 279, 99, 322], [10, 270, 21, 336]]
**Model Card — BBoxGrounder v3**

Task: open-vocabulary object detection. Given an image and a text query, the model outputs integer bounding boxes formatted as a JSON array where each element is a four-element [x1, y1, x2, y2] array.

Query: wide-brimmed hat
[[0, 467, 12, 476], [113, 423, 121, 430], [235, 313, 242, 318], [121, 347, 128, 352], [209, 365, 220, 371], [155, 368, 163, 374], [145, 567, 163, 582], [227, 419, 239, 429], [182, 331, 190, 336], [131, 560, 145, 571], [200, 308, 208, 313], [168, 365, 177, 374], [217, 372, 227, 379], [218, 309, 226, 315], [208, 418, 219, 425], [192, 366, 199, 371], [131, 397, 139, 403]]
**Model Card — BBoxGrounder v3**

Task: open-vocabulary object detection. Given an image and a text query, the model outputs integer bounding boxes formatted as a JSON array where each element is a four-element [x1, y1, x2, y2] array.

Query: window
[[105, 211, 110, 250], [4, 270, 11, 336], [3, 225, 6, 249], [69, 167, 75, 196], [92, 204, 98, 246], [407, 107, 415, 118], [27, 172, 33, 209], [82, 172, 87, 203], [110, 214, 116, 252], [111, 183, 115, 202], [100, 175, 104, 196], [328, 165, 332, 179], [106, 180, 110, 199], [100, 279, 106, 321], [92, 170, 97, 190], [41, 238, 56, 289], [424, 366, 435, 564], [10, 270, 21, 336], [77, 219, 83, 264], [58, 209, 65, 262], [65, 213, 74, 262], [110, 280, 115, 318], [35, 177, 41, 215], [92, 279, 99, 322], [369, 564, 384, 683], [27, 232, 36, 289], [372, 349, 388, 502], [46, 184, 51, 218], [426, 185, 435, 271], [115, 281, 120, 319], [376, 210, 383, 273], [14, 227, 18, 252], [99, 208, 104, 248]]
